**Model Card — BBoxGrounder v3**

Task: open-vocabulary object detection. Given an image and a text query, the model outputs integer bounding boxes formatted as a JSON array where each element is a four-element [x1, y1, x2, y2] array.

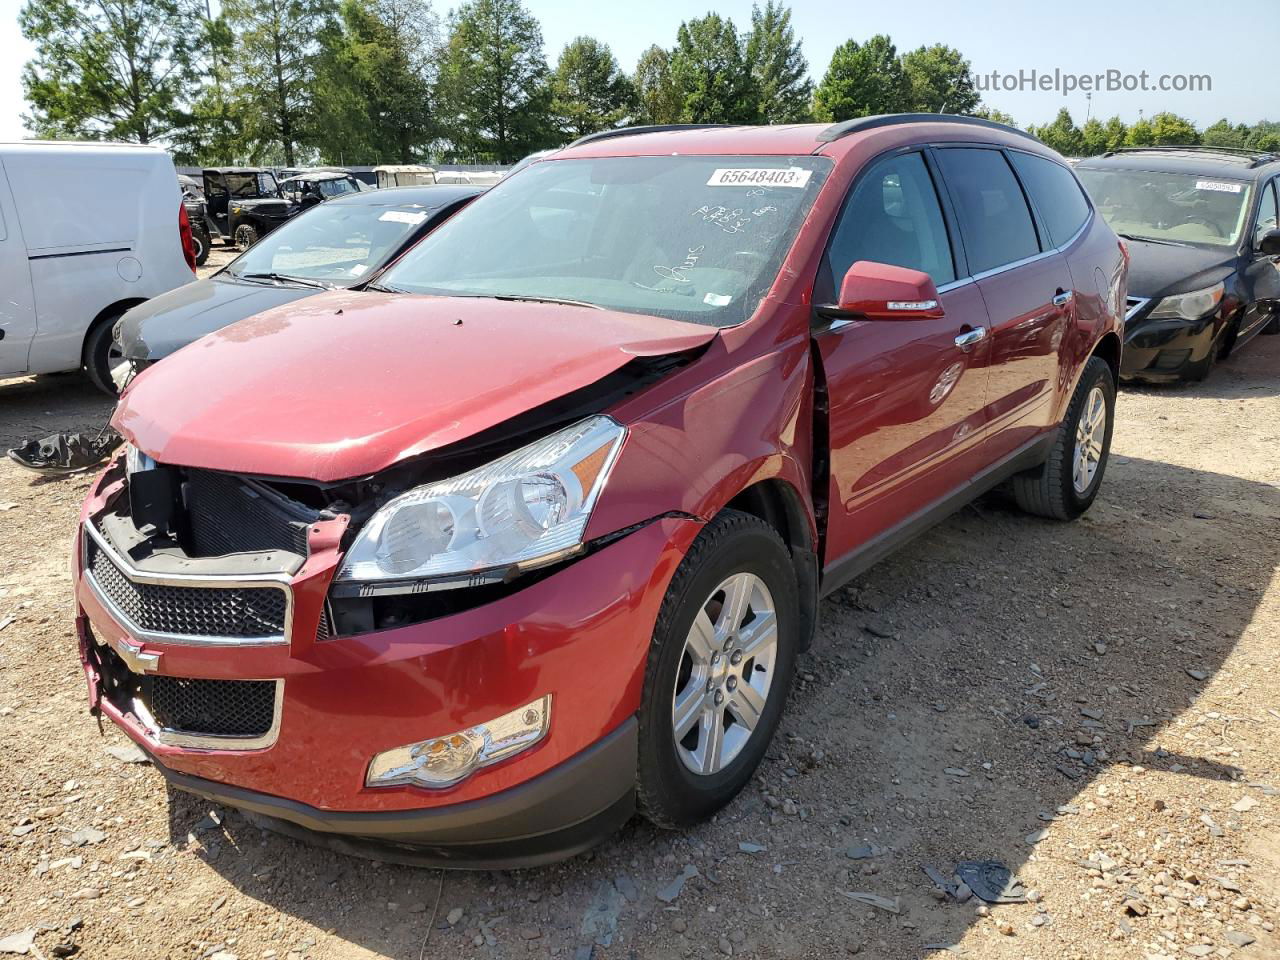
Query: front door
[[0, 159, 37, 377], [1239, 178, 1280, 342], [815, 150, 992, 570]]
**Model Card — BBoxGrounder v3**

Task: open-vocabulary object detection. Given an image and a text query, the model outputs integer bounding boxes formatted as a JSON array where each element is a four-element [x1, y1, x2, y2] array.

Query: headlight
[[334, 416, 625, 593], [366, 696, 551, 788], [1148, 282, 1224, 321]]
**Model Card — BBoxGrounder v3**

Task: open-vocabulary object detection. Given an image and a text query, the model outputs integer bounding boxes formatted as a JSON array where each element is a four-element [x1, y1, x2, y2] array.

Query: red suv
[[76, 116, 1126, 866]]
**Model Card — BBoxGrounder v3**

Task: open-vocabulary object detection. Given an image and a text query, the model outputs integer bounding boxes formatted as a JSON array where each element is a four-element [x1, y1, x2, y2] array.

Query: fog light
[[365, 696, 551, 789]]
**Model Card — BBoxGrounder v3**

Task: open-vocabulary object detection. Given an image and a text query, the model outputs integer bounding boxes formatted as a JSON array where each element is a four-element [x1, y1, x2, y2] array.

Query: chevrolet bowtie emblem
[[114, 637, 160, 673]]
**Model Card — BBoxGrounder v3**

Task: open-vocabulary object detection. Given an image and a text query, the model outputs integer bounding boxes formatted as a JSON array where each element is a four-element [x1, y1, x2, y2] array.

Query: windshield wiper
[[1116, 233, 1189, 248], [363, 281, 405, 293], [492, 294, 604, 310], [236, 272, 331, 289]]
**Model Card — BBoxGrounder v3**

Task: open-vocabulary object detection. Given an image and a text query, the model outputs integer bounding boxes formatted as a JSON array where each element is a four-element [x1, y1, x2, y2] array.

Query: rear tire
[[234, 223, 259, 251], [1012, 355, 1115, 521], [82, 313, 127, 397], [192, 224, 210, 266], [636, 510, 798, 828]]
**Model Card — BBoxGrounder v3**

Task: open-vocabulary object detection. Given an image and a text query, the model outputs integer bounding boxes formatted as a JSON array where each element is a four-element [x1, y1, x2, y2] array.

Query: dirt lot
[[1, 331, 1278, 960]]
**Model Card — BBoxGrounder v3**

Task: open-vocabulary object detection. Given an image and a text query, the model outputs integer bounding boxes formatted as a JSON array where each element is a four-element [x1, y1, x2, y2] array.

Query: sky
[[1, 0, 1273, 142]]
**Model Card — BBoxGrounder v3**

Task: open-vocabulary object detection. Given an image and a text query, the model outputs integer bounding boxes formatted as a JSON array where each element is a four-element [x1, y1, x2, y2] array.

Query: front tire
[[1012, 355, 1115, 520], [234, 223, 259, 251], [636, 510, 798, 828]]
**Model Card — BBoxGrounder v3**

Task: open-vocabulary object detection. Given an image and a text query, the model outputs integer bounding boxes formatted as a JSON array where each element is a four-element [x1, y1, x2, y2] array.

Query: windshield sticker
[[704, 292, 732, 307], [379, 210, 428, 224], [707, 167, 812, 189], [1195, 180, 1243, 194], [349, 263, 368, 276]]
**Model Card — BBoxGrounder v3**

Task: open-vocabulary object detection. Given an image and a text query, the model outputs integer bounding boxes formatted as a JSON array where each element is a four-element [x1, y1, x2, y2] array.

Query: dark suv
[[201, 167, 282, 246], [1076, 147, 1280, 381], [76, 116, 1125, 866]]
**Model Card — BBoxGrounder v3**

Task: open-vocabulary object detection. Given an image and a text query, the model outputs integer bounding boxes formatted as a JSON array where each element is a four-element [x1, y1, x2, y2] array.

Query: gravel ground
[[1, 328, 1277, 960]]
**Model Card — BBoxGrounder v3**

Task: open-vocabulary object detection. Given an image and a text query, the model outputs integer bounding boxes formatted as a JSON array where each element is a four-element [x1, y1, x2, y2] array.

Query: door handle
[[954, 326, 987, 351], [1053, 290, 1074, 308]]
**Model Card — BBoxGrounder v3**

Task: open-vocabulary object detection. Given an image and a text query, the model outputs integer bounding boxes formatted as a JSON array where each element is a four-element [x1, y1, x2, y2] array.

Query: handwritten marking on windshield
[[653, 245, 705, 283], [692, 205, 751, 234]]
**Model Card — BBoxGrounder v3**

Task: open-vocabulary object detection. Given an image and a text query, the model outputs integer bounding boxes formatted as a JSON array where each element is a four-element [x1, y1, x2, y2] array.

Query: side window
[[935, 147, 1040, 274], [822, 151, 955, 297], [1009, 151, 1092, 247], [1255, 181, 1278, 249]]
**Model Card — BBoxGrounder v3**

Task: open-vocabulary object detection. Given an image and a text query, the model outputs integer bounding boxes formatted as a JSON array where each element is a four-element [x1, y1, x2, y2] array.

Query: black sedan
[[117, 184, 484, 368]]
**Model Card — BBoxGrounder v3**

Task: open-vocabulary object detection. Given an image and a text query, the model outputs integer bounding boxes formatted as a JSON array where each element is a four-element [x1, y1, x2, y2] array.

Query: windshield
[[318, 177, 359, 198], [225, 201, 440, 284], [378, 155, 832, 327], [1077, 167, 1252, 247]]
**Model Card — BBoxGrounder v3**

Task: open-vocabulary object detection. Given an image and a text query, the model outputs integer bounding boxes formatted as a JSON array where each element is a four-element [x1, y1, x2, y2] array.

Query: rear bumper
[[1120, 311, 1217, 381], [157, 718, 638, 869]]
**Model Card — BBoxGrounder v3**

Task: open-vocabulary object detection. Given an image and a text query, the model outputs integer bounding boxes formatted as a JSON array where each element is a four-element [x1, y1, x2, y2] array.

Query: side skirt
[[818, 433, 1055, 597]]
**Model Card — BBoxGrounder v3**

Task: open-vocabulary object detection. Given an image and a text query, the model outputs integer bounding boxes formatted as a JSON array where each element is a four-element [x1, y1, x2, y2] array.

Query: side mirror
[[1259, 228, 1280, 256], [834, 261, 944, 320]]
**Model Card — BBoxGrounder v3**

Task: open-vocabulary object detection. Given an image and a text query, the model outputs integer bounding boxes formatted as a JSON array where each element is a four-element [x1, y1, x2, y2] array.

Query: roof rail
[[1101, 145, 1280, 167], [817, 113, 1041, 144], [568, 124, 732, 148]]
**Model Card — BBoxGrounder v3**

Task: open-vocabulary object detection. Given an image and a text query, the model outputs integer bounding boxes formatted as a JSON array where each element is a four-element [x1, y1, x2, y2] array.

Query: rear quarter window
[[935, 147, 1040, 274], [1009, 151, 1092, 247]]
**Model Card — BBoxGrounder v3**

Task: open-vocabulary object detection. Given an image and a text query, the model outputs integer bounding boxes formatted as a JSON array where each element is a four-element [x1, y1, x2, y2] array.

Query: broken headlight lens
[[1148, 281, 1224, 321], [334, 416, 625, 592]]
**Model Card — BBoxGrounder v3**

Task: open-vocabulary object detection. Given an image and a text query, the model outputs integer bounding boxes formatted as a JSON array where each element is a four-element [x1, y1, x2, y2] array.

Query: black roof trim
[[567, 124, 731, 148], [1100, 145, 1279, 168], [817, 113, 1042, 144]]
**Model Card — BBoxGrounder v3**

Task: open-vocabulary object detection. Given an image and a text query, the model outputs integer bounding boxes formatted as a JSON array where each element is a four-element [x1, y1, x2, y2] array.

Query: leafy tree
[[1125, 117, 1154, 147], [900, 44, 979, 114], [314, 0, 438, 163], [1149, 111, 1199, 146], [1255, 132, 1280, 153], [669, 13, 759, 124], [972, 106, 1017, 127], [437, 0, 552, 162], [633, 45, 681, 125], [1031, 108, 1083, 156], [550, 36, 634, 139], [170, 12, 241, 164], [20, 0, 198, 143], [812, 35, 906, 123], [1079, 117, 1107, 156], [1102, 116, 1128, 152], [1201, 118, 1247, 149], [223, 0, 338, 166], [744, 1, 811, 124]]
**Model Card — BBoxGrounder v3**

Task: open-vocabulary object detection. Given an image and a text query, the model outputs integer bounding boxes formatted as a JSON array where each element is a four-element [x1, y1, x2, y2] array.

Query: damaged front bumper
[[74, 457, 700, 865]]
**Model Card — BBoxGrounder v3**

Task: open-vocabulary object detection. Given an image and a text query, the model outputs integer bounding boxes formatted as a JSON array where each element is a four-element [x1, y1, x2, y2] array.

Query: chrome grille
[[150, 675, 277, 738], [86, 533, 288, 641], [1125, 296, 1150, 321]]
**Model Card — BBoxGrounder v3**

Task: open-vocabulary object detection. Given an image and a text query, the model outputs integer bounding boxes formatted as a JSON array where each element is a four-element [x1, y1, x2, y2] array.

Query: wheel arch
[[81, 297, 147, 363], [1090, 331, 1122, 385]]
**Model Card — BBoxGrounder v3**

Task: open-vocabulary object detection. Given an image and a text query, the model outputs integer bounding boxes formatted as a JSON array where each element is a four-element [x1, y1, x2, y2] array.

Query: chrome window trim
[[83, 522, 293, 647], [1125, 297, 1150, 321], [130, 679, 284, 751]]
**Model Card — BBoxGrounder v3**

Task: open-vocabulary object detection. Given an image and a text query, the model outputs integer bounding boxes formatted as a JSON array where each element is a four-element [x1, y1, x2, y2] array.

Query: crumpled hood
[[114, 291, 717, 482], [1124, 239, 1237, 300], [116, 276, 319, 361]]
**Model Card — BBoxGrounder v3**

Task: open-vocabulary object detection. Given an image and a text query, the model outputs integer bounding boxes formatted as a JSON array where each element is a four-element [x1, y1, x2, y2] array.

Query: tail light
[[177, 202, 196, 273]]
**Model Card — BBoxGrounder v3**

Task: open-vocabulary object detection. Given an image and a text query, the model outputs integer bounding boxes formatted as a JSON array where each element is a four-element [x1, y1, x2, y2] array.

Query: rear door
[[934, 146, 1078, 462], [0, 158, 37, 376], [815, 149, 993, 570]]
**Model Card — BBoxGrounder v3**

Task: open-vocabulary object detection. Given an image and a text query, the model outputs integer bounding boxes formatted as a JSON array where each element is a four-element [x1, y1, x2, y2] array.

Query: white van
[[0, 142, 196, 393]]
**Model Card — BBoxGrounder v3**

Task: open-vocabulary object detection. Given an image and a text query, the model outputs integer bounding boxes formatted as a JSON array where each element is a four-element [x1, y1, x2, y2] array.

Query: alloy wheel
[[1072, 385, 1107, 494], [671, 572, 779, 776]]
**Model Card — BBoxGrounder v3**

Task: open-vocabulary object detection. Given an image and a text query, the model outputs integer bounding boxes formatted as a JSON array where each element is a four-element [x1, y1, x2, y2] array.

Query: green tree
[[170, 11, 241, 164], [20, 0, 198, 143], [633, 45, 681, 125], [1125, 117, 1154, 147], [1255, 132, 1280, 153], [1079, 117, 1107, 156], [669, 13, 759, 124], [744, 1, 811, 124], [1032, 107, 1083, 156], [550, 36, 634, 139], [972, 106, 1017, 126], [223, 0, 338, 165], [900, 44, 979, 114], [1102, 115, 1128, 151], [314, 0, 437, 163], [1202, 118, 1246, 149], [812, 35, 906, 123], [437, 0, 552, 162], [1149, 111, 1199, 146]]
